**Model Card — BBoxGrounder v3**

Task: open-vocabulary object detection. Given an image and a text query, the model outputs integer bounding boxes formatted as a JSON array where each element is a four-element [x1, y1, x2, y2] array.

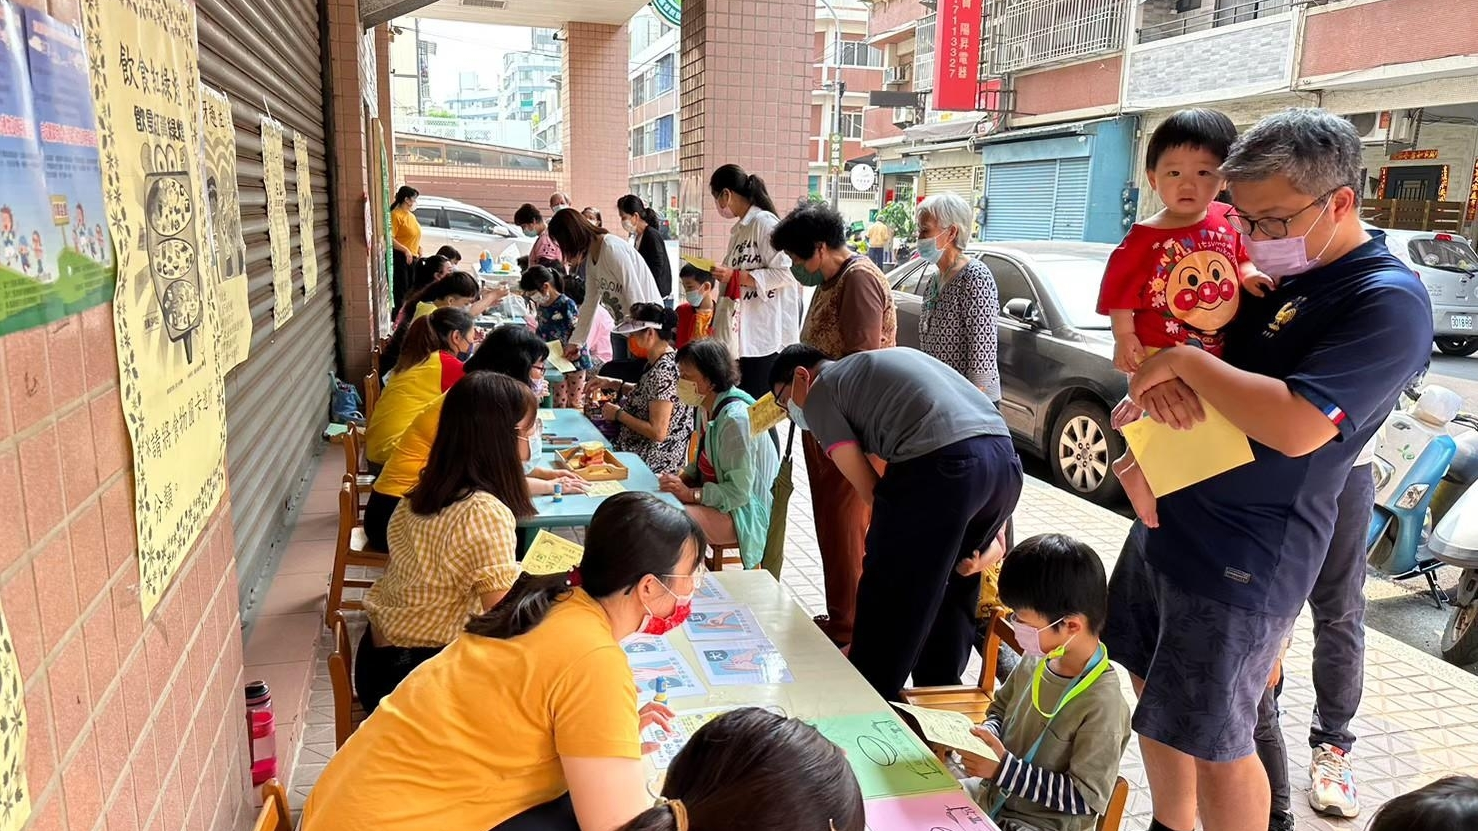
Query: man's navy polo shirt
[[1147, 232, 1433, 616]]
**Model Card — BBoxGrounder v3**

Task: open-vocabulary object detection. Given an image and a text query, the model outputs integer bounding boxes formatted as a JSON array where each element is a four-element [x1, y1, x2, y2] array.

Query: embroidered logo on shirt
[[1267, 299, 1301, 334], [1223, 567, 1253, 584]]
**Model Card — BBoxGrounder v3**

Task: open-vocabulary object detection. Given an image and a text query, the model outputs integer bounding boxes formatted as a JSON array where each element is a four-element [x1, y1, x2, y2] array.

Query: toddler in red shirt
[[1096, 109, 1273, 527]]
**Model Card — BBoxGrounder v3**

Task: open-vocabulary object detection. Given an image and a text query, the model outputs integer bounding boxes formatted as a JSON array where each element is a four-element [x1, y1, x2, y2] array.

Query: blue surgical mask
[[917, 237, 943, 264], [786, 400, 809, 432], [685, 290, 706, 306]]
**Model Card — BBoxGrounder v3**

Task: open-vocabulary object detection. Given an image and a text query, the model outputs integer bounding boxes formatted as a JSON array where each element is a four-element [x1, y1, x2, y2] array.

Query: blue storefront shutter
[[1051, 158, 1090, 240], [984, 161, 1054, 241]]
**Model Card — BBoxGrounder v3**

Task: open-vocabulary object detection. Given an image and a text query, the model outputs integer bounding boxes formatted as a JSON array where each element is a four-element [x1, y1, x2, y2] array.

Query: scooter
[[1424, 448, 1478, 664]]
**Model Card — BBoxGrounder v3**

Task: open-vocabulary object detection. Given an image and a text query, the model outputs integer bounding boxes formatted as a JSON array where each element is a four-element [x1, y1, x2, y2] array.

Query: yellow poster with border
[[199, 84, 250, 371], [292, 130, 318, 300], [261, 116, 292, 327], [0, 603, 28, 831], [82, 0, 228, 618]]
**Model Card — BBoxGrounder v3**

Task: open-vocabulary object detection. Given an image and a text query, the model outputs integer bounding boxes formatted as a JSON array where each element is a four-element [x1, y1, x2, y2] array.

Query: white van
[[1375, 227, 1478, 356], [412, 196, 533, 263]]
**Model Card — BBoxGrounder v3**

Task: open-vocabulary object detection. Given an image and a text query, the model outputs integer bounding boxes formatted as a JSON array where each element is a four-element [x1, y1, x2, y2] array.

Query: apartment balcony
[[987, 0, 1130, 75], [1124, 0, 1296, 109]]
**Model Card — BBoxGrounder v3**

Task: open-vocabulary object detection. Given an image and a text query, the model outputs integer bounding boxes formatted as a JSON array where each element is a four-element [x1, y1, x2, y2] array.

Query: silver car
[[1373, 227, 1478, 356], [889, 242, 1128, 505]]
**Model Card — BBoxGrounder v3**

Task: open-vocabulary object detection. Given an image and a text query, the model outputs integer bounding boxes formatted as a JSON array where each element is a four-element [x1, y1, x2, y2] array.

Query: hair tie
[[666, 799, 688, 831], [566, 566, 583, 588]]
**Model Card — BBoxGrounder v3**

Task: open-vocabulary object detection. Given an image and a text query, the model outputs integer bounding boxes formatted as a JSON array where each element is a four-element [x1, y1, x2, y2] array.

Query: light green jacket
[[683, 390, 780, 569]]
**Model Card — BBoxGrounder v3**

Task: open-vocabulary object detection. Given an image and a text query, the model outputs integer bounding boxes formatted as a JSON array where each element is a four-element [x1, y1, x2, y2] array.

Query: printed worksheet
[[694, 579, 731, 602], [682, 604, 766, 641], [640, 705, 786, 770], [623, 644, 706, 703], [694, 639, 794, 686], [584, 480, 626, 497]]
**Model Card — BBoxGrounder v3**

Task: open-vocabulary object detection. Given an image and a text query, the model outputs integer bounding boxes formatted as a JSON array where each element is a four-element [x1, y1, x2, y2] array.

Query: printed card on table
[[748, 392, 788, 438], [811, 713, 956, 800], [537, 409, 559, 421], [584, 480, 626, 497], [521, 530, 584, 575], [694, 579, 731, 603], [694, 639, 794, 686], [682, 604, 766, 641], [863, 792, 998, 831], [546, 340, 577, 374], [626, 650, 705, 704], [640, 705, 786, 770]]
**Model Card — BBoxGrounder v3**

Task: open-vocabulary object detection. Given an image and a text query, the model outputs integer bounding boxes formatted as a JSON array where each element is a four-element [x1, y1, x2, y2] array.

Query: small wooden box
[[556, 447, 629, 481]]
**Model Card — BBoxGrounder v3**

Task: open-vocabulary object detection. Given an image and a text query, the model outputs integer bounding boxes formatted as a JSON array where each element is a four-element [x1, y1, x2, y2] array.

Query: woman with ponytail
[[302, 493, 705, 831], [363, 306, 473, 466], [618, 194, 673, 307], [617, 708, 865, 831]]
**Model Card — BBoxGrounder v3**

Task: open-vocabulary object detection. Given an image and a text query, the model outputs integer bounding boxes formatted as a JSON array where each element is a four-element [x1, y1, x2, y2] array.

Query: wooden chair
[[1098, 776, 1130, 831], [340, 426, 375, 519], [362, 370, 381, 421], [900, 608, 1019, 732], [369, 346, 382, 380], [251, 779, 292, 831], [704, 542, 744, 572], [327, 611, 367, 748], [324, 479, 387, 626]]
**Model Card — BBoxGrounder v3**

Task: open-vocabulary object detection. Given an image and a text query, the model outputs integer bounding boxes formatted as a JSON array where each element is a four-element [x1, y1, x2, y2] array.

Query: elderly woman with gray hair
[[914, 193, 1001, 401]]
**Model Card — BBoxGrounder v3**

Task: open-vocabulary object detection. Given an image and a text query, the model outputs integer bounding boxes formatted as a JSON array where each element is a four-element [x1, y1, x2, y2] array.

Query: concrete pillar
[[678, 0, 815, 256], [562, 23, 632, 215]]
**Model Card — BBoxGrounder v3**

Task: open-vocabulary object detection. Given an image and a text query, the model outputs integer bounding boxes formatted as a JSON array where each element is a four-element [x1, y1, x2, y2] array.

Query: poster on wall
[[0, 0, 54, 335], [292, 130, 318, 300], [261, 115, 293, 327], [0, 605, 28, 831], [376, 124, 392, 334], [81, 0, 228, 618], [199, 84, 249, 371]]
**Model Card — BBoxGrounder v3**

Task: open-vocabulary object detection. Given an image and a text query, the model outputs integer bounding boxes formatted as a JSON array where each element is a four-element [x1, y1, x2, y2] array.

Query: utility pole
[[819, 0, 844, 211]]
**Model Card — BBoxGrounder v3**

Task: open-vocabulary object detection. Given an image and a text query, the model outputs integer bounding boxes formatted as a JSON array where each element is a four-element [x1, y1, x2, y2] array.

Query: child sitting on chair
[[960, 534, 1132, 831]]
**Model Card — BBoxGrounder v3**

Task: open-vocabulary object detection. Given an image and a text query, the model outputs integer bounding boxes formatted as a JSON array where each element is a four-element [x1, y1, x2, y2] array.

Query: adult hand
[[658, 473, 685, 494], [555, 473, 588, 494], [638, 702, 676, 755], [1127, 347, 1182, 402], [1110, 397, 1142, 431], [1137, 379, 1205, 431], [600, 402, 621, 422], [956, 527, 1009, 577], [711, 264, 735, 282], [565, 342, 582, 361]]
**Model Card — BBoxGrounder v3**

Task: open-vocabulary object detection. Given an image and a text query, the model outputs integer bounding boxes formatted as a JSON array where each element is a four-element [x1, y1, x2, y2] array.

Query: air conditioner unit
[[884, 65, 910, 85], [892, 107, 918, 128], [1349, 110, 1417, 146]]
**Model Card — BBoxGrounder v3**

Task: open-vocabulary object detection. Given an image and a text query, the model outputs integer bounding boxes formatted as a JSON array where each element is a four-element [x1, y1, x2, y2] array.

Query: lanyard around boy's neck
[[988, 644, 1109, 821]]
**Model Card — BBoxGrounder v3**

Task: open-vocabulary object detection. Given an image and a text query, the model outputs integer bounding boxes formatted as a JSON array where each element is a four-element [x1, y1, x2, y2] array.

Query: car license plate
[[1453, 314, 1474, 330]]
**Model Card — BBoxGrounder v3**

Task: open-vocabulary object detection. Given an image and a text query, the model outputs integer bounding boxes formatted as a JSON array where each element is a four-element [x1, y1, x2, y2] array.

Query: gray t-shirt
[[802, 348, 1010, 463]]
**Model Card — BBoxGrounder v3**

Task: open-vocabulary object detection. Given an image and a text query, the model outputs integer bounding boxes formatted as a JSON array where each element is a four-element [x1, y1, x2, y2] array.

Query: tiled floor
[[248, 442, 1478, 830]]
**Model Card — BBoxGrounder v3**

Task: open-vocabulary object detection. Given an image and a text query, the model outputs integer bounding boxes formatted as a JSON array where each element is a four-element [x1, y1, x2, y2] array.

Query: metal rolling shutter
[[1051, 158, 1090, 240], [197, 0, 336, 614], [923, 165, 978, 200], [984, 158, 1091, 242]]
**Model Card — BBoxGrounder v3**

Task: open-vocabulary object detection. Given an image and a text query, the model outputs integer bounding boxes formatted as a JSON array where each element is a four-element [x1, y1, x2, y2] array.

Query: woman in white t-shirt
[[709, 164, 801, 406], [549, 208, 661, 362]]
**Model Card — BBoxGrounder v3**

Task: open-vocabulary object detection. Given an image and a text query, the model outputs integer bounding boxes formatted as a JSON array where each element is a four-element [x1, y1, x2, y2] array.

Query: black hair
[[1145, 108, 1238, 171], [1369, 776, 1478, 831], [408, 373, 536, 518], [628, 302, 678, 343], [679, 263, 715, 287], [997, 534, 1109, 635], [513, 203, 543, 227], [463, 324, 546, 385], [547, 208, 609, 259], [406, 254, 450, 298], [465, 492, 704, 640], [519, 264, 565, 295], [768, 343, 832, 390], [395, 307, 473, 373], [582, 207, 603, 226], [392, 186, 419, 209], [771, 202, 848, 261], [618, 708, 865, 831], [516, 254, 530, 272], [435, 245, 462, 262], [618, 194, 661, 228], [405, 270, 479, 309], [710, 164, 779, 216], [676, 340, 738, 392]]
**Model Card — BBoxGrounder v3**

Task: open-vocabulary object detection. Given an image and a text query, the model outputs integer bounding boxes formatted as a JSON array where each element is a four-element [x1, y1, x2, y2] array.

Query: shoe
[[1309, 744, 1360, 818], [1268, 810, 1296, 831]]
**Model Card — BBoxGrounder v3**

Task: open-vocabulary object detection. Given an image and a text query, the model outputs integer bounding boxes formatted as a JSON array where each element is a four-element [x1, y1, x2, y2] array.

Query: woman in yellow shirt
[[301, 492, 702, 831], [356, 373, 537, 712], [362, 308, 473, 468], [390, 186, 422, 308]]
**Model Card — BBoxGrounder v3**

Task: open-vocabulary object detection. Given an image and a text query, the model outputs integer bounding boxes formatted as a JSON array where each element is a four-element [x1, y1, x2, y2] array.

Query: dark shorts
[[1104, 524, 1295, 763]]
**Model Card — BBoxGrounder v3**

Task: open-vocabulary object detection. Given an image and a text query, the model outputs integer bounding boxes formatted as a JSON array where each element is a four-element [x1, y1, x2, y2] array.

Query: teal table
[[519, 451, 683, 534], [539, 408, 606, 452]]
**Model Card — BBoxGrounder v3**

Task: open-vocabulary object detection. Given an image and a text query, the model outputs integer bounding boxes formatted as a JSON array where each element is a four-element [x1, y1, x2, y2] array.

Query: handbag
[[712, 269, 743, 355]]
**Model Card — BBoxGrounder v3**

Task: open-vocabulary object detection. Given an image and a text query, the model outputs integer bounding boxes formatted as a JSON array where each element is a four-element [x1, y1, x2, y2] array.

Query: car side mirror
[[1003, 297, 1042, 327]]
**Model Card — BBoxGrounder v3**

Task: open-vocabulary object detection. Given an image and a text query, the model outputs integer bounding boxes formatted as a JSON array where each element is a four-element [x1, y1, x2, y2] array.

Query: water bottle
[[245, 681, 277, 785]]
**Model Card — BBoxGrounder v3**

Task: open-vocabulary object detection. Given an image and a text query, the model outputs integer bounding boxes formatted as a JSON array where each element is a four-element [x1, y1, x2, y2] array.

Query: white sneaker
[[1309, 744, 1360, 818]]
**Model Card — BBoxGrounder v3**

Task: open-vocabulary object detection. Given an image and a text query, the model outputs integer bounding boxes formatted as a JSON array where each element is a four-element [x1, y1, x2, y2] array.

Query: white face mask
[[677, 378, 706, 407], [622, 219, 636, 234]]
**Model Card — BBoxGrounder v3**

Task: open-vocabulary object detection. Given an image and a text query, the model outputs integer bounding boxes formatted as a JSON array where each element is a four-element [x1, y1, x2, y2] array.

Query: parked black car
[[889, 241, 1128, 505]]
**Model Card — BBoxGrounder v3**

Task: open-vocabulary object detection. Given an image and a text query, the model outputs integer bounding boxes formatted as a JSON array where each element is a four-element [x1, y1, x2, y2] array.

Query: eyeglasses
[[1226, 187, 1341, 239], [660, 561, 707, 589], [530, 363, 547, 378]]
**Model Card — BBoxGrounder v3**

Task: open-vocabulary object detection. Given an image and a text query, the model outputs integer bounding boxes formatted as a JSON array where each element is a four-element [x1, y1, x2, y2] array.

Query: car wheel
[[1049, 400, 1124, 506], [1436, 337, 1478, 357]]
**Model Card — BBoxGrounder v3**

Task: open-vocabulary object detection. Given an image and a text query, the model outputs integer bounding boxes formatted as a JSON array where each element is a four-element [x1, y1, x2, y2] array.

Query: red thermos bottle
[[245, 681, 277, 785]]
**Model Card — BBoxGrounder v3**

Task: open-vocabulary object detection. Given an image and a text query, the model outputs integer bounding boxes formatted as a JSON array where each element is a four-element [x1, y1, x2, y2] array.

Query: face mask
[[517, 428, 541, 463], [628, 334, 651, 360], [622, 219, 636, 234], [638, 582, 695, 636], [685, 290, 707, 307], [917, 236, 943, 264], [786, 399, 809, 432], [1241, 198, 1336, 278], [1010, 616, 1066, 660], [532, 378, 550, 400], [677, 379, 706, 407], [790, 262, 826, 288], [717, 193, 736, 220]]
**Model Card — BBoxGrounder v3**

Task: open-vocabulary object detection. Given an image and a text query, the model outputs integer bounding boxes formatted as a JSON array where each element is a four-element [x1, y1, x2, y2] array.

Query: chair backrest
[[328, 611, 357, 748], [977, 607, 1024, 692], [369, 346, 382, 380], [342, 425, 364, 478], [338, 480, 357, 552], [251, 779, 293, 831], [1096, 776, 1130, 831], [363, 371, 381, 420]]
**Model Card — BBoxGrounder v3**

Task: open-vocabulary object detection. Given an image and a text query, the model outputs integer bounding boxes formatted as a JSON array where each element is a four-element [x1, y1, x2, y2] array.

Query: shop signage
[[850, 163, 877, 192], [933, 0, 981, 111], [1390, 148, 1439, 161], [1467, 159, 1478, 222], [651, 0, 680, 27]]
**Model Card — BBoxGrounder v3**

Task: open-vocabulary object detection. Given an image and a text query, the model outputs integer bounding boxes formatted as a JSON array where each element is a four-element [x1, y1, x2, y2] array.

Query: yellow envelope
[[1120, 401, 1255, 497], [891, 703, 999, 761], [681, 255, 716, 272], [522, 530, 585, 575], [546, 341, 577, 374], [748, 393, 788, 438]]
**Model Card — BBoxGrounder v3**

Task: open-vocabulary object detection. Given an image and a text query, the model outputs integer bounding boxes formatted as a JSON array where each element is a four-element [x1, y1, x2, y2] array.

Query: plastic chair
[[324, 478, 387, 626], [327, 611, 366, 748], [251, 779, 293, 831]]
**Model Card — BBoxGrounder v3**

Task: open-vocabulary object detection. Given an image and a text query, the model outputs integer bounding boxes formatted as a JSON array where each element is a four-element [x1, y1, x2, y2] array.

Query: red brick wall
[[1301, 0, 1478, 79], [403, 171, 563, 220], [1013, 57, 1122, 121]]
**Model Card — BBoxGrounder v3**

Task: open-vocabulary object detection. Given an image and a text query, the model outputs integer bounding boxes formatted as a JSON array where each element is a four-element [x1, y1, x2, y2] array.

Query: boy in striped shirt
[[961, 535, 1132, 831]]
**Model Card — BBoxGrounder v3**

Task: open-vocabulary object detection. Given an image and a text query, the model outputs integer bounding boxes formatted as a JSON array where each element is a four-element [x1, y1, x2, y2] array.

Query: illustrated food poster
[[0, 601, 27, 831], [261, 115, 293, 327], [0, 0, 115, 336], [292, 130, 318, 300], [81, 0, 228, 618], [199, 84, 250, 371]]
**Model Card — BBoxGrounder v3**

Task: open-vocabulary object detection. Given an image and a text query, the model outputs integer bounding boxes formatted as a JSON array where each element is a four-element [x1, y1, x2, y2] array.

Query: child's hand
[[961, 727, 1007, 779], [1242, 270, 1277, 297], [1113, 333, 1147, 374], [1110, 396, 1142, 431]]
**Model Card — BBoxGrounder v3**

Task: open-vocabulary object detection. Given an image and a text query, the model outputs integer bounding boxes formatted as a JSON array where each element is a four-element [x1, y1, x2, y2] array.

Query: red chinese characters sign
[[933, 0, 981, 111]]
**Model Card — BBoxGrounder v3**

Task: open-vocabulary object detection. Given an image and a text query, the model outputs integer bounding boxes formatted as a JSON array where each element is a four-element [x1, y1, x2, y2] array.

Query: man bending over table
[[771, 345, 1023, 701], [1104, 108, 1432, 831]]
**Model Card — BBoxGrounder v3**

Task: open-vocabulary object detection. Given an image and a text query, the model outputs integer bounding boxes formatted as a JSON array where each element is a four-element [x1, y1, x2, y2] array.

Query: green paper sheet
[[811, 713, 957, 799]]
